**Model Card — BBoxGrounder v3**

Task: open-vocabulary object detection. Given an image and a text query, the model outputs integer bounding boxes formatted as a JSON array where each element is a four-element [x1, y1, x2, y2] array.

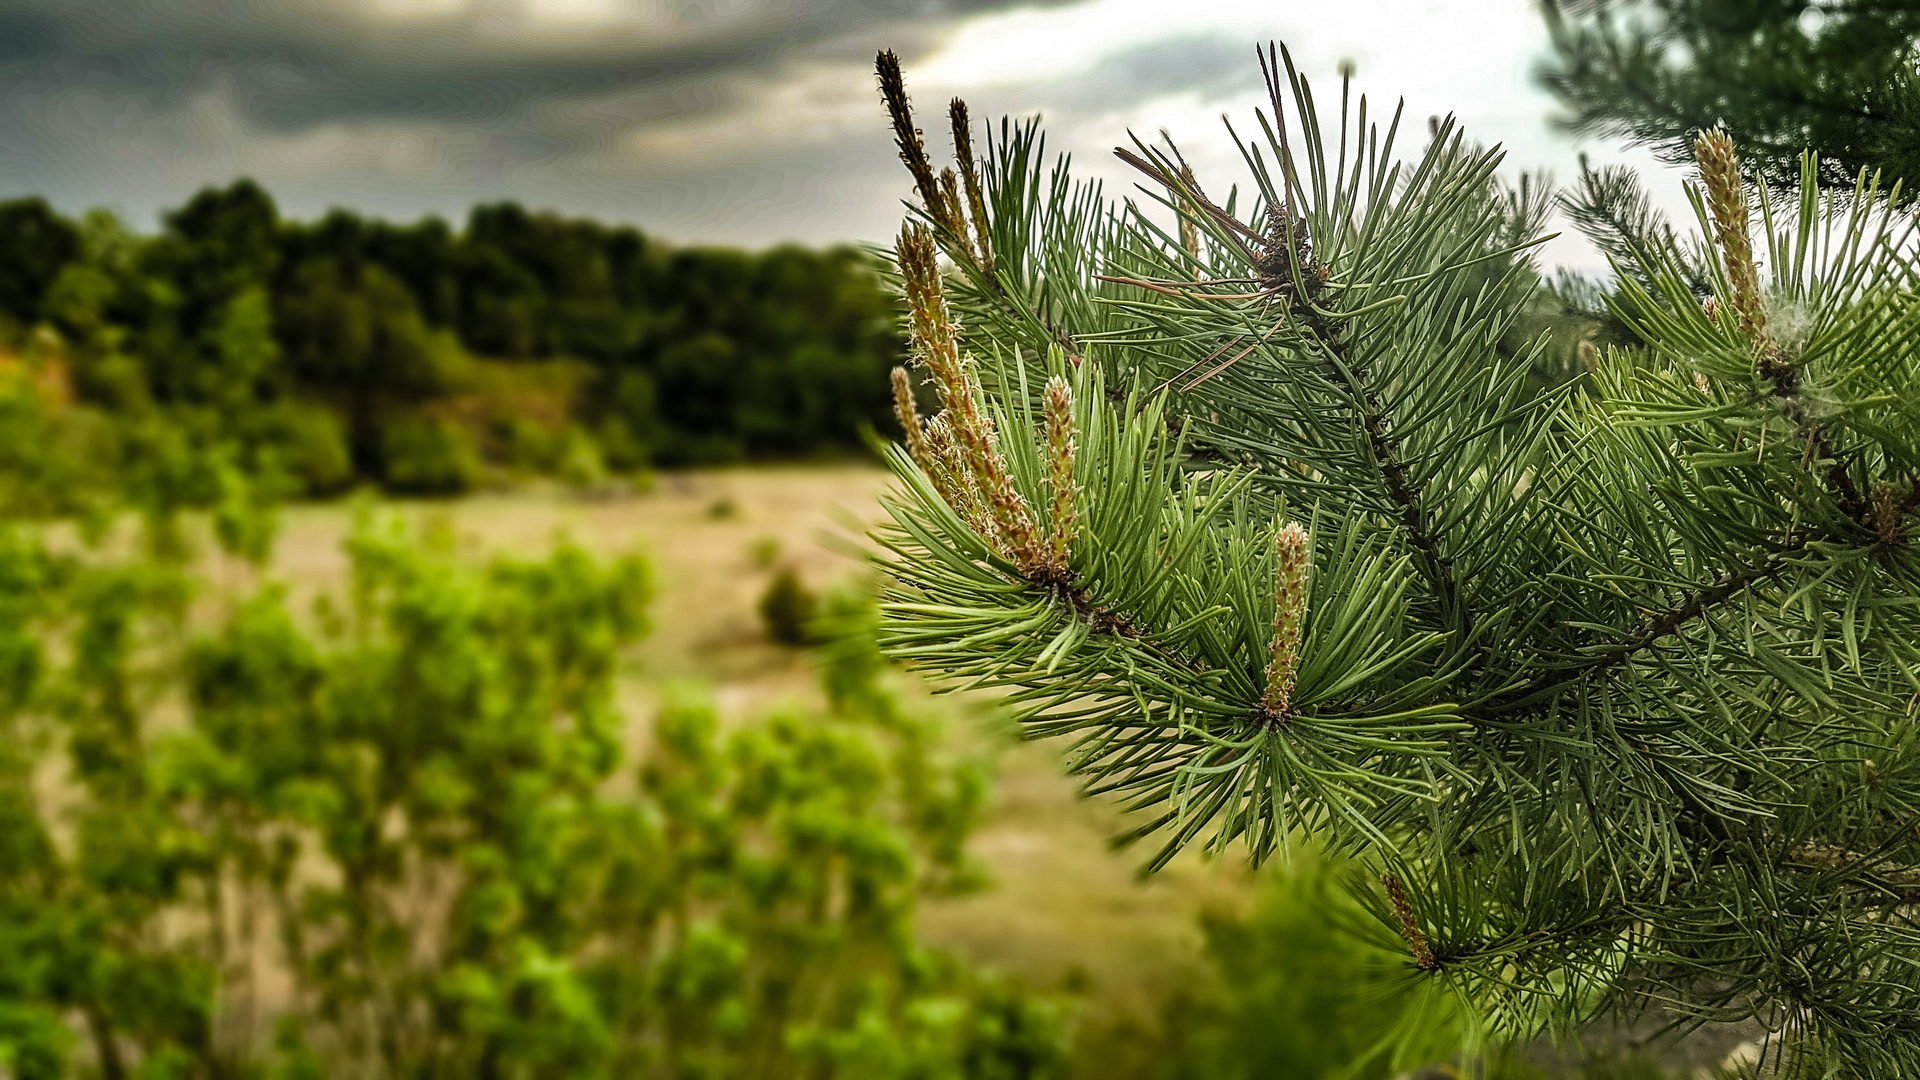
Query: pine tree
[[869, 44, 1920, 1076], [1539, 0, 1920, 191]]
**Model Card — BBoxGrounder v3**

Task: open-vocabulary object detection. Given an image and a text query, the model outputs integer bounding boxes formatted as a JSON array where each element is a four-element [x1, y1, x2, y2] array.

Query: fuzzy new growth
[[1259, 523, 1310, 723], [924, 412, 993, 538], [1695, 131, 1871, 523], [950, 98, 994, 275], [1873, 484, 1907, 547], [891, 366, 931, 472], [897, 225, 1045, 572], [1043, 376, 1078, 571], [938, 168, 966, 242], [876, 50, 953, 236], [923, 413, 987, 534], [1693, 131, 1774, 361]]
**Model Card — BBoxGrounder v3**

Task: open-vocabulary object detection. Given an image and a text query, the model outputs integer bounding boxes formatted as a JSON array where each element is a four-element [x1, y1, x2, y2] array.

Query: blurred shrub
[[1157, 857, 1462, 1080], [249, 398, 353, 496], [760, 566, 821, 647], [0, 506, 1057, 1079], [381, 412, 482, 495], [555, 425, 608, 488], [748, 535, 782, 568]]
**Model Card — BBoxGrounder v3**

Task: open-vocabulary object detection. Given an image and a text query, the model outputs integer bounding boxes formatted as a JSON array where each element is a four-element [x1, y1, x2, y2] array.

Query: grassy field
[[259, 463, 1253, 1060]]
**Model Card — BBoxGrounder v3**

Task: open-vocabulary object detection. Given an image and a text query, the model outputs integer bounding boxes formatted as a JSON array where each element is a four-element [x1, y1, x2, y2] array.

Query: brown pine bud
[[1383, 872, 1437, 971], [1577, 341, 1599, 373], [950, 97, 994, 275], [1872, 484, 1906, 547], [897, 224, 1042, 570], [892, 366, 932, 471], [876, 51, 947, 230], [1260, 523, 1310, 722], [1693, 130, 1774, 362], [938, 167, 967, 250], [925, 412, 992, 537]]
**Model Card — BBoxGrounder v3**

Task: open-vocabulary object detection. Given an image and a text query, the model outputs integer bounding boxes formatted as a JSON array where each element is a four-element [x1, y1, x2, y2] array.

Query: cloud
[[0, 0, 1080, 230], [0, 0, 1691, 267]]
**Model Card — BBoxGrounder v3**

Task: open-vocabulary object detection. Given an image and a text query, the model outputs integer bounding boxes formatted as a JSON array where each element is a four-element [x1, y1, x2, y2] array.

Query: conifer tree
[[1539, 0, 1920, 191], [869, 44, 1920, 1076]]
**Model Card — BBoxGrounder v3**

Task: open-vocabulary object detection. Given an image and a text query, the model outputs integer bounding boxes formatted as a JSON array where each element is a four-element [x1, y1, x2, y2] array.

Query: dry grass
[[262, 463, 1252, 1050]]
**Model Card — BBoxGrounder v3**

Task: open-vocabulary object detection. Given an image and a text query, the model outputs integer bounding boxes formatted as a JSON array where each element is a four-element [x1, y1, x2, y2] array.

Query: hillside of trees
[[0, 184, 903, 500]]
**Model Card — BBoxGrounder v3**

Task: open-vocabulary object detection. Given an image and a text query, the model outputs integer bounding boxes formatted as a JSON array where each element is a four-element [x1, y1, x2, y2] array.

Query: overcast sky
[[0, 0, 1693, 270]]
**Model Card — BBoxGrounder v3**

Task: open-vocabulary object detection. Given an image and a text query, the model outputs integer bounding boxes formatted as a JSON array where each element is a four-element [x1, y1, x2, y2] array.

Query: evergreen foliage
[[869, 43, 1920, 1076], [1157, 857, 1705, 1080], [1539, 0, 1920, 190]]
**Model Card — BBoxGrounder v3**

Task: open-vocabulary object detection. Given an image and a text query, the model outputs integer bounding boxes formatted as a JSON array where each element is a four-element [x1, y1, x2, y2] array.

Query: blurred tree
[[140, 181, 283, 408], [0, 179, 904, 492], [365, 216, 463, 327], [274, 253, 446, 471], [1540, 0, 1920, 189], [0, 198, 79, 328]]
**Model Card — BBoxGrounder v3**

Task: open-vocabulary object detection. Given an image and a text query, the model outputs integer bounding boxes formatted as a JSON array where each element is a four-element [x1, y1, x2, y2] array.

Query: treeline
[[0, 183, 902, 496]]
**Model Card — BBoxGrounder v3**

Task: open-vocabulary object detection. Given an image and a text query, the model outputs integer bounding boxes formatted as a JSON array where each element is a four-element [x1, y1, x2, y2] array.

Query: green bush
[[249, 399, 353, 496], [1159, 858, 1467, 1080], [381, 412, 482, 495], [760, 566, 821, 646], [0, 502, 1058, 1078], [554, 425, 608, 488], [1159, 860, 1714, 1080]]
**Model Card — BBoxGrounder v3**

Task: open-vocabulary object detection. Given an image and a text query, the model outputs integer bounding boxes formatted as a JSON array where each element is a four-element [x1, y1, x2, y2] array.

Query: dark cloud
[[0, 0, 1034, 125], [0, 0, 1263, 245]]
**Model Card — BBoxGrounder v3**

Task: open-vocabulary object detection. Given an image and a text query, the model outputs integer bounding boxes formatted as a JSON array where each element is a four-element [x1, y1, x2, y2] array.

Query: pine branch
[[1489, 540, 1808, 710], [1695, 130, 1870, 523], [1112, 120, 1469, 634], [875, 56, 1084, 362], [870, 41, 1920, 1074], [1308, 308, 1466, 631]]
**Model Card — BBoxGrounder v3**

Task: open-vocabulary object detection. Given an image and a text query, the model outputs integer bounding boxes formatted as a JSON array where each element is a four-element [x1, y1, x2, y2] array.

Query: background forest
[[0, 184, 901, 504]]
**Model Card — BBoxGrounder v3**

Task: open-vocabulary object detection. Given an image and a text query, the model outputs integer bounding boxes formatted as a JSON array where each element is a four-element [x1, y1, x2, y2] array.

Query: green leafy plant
[[0, 487, 1060, 1078], [868, 43, 1920, 1077]]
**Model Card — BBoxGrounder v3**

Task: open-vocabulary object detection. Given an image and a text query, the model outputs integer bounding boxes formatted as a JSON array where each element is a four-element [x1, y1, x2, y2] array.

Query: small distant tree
[[1539, 0, 1920, 190], [870, 43, 1920, 1076]]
